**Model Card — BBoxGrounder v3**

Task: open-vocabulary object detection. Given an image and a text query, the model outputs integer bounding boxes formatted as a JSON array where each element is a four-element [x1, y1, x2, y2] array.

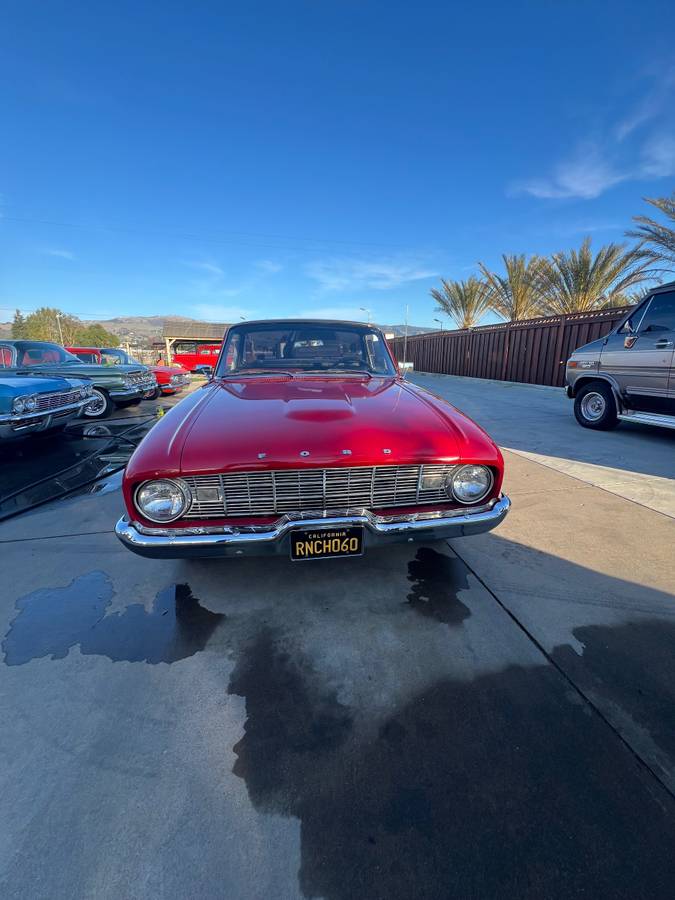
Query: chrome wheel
[[580, 391, 606, 422], [83, 389, 109, 418]]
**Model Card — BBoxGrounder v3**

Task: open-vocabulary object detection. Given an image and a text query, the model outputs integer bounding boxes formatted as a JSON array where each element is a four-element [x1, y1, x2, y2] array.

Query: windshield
[[2, 342, 83, 367], [101, 348, 129, 365], [216, 323, 396, 377]]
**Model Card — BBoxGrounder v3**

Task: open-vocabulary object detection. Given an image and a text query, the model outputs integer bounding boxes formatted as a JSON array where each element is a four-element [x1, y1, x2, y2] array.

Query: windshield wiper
[[300, 368, 375, 378], [221, 369, 297, 378]]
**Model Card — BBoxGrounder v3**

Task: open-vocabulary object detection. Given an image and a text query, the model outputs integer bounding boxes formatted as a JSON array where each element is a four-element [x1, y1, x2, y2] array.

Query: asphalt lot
[[1, 375, 675, 899]]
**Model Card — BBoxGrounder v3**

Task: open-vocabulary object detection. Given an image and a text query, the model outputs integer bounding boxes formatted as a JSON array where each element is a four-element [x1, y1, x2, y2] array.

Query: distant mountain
[[0, 315, 435, 343], [377, 323, 435, 336]]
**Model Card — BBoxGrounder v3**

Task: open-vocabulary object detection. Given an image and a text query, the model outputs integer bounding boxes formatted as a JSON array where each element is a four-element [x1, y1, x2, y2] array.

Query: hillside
[[0, 315, 434, 342]]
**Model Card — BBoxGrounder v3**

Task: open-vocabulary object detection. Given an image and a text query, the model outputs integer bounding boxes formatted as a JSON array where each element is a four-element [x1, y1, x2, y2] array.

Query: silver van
[[566, 281, 675, 431]]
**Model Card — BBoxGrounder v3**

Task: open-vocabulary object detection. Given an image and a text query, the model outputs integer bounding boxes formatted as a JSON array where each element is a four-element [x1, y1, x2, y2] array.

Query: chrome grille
[[35, 389, 83, 412], [181, 464, 456, 519]]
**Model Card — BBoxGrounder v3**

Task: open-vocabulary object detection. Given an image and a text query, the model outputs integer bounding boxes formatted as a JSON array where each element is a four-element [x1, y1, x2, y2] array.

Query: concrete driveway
[[412, 372, 675, 518], [1, 375, 674, 899]]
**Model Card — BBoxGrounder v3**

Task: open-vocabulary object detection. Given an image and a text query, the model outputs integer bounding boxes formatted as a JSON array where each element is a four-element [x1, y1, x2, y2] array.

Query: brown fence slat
[[390, 307, 629, 388]]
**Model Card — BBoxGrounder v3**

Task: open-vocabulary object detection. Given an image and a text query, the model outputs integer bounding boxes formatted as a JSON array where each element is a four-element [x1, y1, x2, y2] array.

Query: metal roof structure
[[161, 322, 229, 340]]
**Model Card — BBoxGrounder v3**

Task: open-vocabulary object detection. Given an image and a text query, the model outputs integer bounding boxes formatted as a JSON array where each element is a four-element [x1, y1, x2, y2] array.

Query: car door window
[[638, 291, 675, 334]]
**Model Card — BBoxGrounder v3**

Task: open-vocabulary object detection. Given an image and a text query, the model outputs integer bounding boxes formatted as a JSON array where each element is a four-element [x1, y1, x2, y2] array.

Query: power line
[[0, 214, 419, 253], [0, 305, 115, 319]]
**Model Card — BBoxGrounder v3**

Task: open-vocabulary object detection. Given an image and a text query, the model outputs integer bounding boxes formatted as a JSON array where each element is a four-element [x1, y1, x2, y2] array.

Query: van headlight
[[134, 479, 191, 523], [450, 465, 493, 504]]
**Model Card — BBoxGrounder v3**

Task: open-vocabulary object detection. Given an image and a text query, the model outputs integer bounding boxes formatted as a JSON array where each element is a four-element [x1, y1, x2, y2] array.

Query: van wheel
[[574, 382, 618, 430], [82, 388, 114, 419]]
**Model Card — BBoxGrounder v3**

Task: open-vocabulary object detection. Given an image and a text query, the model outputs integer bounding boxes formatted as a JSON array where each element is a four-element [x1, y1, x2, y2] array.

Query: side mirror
[[194, 364, 214, 378]]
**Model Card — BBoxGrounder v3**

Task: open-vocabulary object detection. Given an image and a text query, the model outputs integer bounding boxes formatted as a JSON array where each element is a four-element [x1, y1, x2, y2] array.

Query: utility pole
[[403, 305, 409, 365]]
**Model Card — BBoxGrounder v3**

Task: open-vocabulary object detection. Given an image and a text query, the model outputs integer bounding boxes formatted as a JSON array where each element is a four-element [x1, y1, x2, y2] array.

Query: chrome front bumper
[[0, 399, 89, 439], [110, 378, 157, 400], [115, 495, 511, 559]]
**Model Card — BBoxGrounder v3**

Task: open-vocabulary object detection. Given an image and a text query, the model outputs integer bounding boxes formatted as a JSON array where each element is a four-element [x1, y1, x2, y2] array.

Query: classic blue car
[[0, 371, 94, 440]]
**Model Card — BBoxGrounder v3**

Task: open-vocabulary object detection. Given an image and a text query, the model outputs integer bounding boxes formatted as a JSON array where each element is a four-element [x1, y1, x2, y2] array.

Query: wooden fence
[[389, 307, 630, 388]]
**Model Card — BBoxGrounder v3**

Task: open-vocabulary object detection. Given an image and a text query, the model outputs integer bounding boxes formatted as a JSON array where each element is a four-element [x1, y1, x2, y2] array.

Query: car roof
[[227, 319, 378, 329], [651, 280, 675, 295]]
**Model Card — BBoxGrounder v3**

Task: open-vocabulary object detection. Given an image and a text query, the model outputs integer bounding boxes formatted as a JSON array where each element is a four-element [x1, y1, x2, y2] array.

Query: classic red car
[[169, 341, 221, 373], [116, 320, 510, 560], [150, 364, 191, 396]]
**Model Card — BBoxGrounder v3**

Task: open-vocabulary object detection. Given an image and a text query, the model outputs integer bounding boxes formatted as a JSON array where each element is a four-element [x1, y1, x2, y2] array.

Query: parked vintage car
[[150, 364, 191, 396], [66, 346, 103, 364], [0, 340, 157, 419], [0, 370, 93, 440], [566, 281, 675, 431], [93, 347, 189, 399], [116, 320, 510, 560], [168, 341, 221, 373]]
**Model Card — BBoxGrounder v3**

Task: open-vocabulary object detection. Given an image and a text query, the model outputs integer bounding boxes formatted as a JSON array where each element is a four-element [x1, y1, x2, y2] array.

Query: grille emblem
[[383, 448, 392, 454], [257, 453, 267, 459], [300, 450, 310, 457], [341, 449, 352, 455]]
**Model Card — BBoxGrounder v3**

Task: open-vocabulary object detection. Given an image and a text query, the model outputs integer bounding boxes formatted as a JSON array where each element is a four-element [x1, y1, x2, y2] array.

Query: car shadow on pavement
[[3, 537, 675, 898], [227, 617, 675, 900]]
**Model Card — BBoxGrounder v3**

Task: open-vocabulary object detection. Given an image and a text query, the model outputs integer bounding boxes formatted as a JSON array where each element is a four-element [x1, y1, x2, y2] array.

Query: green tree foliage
[[430, 277, 491, 329], [627, 191, 675, 272], [18, 307, 80, 344], [11, 309, 28, 338], [478, 254, 544, 321], [12, 307, 120, 347], [536, 237, 653, 314], [75, 323, 120, 347]]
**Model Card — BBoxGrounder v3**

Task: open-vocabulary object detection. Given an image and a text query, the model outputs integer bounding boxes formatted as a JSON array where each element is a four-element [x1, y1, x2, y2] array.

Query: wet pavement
[[1, 378, 675, 898]]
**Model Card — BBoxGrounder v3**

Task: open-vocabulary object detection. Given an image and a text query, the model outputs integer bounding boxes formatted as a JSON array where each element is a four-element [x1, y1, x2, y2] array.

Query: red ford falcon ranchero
[[115, 320, 510, 560]]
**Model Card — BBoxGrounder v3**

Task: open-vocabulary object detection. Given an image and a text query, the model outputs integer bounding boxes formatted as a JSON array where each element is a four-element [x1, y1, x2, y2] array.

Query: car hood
[[152, 365, 186, 375], [0, 373, 82, 396], [142, 375, 500, 475], [569, 337, 606, 357], [30, 363, 147, 378]]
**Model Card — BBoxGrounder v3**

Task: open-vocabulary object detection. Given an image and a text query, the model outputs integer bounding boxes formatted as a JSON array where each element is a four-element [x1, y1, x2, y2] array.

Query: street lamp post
[[359, 307, 372, 324], [55, 313, 64, 345], [433, 318, 444, 332]]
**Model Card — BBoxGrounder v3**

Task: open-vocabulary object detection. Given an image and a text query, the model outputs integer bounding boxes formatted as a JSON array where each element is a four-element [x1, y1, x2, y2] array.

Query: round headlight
[[12, 396, 26, 414], [24, 395, 37, 412], [451, 465, 493, 504], [135, 479, 191, 523]]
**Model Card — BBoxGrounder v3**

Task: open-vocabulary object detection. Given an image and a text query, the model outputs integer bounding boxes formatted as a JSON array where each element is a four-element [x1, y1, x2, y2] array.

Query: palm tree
[[536, 237, 653, 315], [477, 254, 544, 321], [627, 191, 675, 272], [430, 276, 491, 329]]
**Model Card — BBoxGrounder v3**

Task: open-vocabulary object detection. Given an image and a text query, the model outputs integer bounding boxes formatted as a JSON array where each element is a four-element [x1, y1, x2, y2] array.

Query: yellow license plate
[[290, 526, 363, 561]]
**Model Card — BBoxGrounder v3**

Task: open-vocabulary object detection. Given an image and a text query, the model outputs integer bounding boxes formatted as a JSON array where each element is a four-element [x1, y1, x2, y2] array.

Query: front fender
[[569, 373, 622, 406]]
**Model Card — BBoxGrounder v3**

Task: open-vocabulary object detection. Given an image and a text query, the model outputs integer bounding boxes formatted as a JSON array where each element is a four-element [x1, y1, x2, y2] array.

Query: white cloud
[[181, 259, 225, 277], [640, 134, 675, 177], [43, 248, 76, 260], [256, 259, 283, 274], [305, 258, 437, 292], [615, 67, 675, 141], [514, 144, 628, 200], [513, 68, 675, 201]]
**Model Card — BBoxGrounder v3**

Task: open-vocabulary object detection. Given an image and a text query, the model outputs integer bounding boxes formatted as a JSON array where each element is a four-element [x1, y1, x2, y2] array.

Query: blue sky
[[1, 0, 674, 328]]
